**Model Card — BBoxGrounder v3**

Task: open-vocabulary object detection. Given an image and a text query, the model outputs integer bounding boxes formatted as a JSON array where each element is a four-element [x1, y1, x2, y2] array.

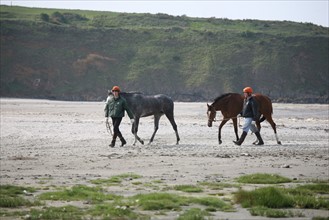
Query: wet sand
[[0, 98, 328, 219]]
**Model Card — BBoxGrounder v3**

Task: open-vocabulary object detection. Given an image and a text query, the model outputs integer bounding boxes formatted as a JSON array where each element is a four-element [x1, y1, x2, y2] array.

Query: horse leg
[[218, 119, 228, 145], [165, 112, 180, 145], [131, 117, 144, 145], [266, 115, 282, 145], [149, 114, 161, 145], [232, 118, 239, 141]]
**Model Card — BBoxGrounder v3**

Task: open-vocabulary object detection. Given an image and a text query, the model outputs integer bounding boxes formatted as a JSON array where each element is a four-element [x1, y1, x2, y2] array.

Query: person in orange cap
[[105, 86, 134, 147], [233, 87, 264, 146]]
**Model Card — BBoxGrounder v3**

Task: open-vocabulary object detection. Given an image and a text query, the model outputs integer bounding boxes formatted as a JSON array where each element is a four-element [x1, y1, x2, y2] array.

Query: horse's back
[[122, 92, 174, 116], [153, 94, 174, 112], [254, 93, 273, 114]]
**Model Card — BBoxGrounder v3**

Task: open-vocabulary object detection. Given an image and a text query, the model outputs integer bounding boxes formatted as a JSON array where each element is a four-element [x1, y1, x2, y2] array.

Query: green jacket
[[104, 96, 134, 119]]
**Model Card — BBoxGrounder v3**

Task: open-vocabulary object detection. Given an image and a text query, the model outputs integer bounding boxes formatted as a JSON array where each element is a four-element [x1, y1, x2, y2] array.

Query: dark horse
[[207, 93, 281, 145], [115, 92, 180, 145]]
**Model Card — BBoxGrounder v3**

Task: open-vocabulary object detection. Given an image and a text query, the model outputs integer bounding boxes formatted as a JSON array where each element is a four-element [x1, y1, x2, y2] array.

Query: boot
[[233, 131, 247, 146], [109, 140, 116, 148], [120, 136, 127, 147], [117, 133, 126, 147], [109, 134, 117, 147], [254, 132, 264, 145]]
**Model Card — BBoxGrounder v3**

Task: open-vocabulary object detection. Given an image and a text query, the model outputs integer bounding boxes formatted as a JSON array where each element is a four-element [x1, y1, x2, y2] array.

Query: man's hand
[[251, 120, 256, 126], [130, 119, 134, 124]]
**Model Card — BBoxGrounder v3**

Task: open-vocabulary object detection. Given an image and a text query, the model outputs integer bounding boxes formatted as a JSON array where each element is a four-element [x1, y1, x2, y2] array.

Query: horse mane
[[213, 93, 233, 104]]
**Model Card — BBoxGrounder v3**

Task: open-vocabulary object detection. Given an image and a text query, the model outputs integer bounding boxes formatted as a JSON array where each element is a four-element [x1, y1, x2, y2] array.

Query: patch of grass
[[236, 173, 292, 184], [191, 196, 235, 212], [132, 181, 143, 185], [0, 185, 39, 208], [235, 185, 329, 210], [133, 192, 234, 213], [198, 181, 239, 190], [89, 204, 149, 219], [133, 193, 187, 211], [235, 187, 294, 208], [249, 206, 300, 218], [152, 180, 163, 184], [90, 173, 142, 185], [177, 208, 211, 220], [29, 205, 84, 220], [38, 185, 121, 203], [0, 195, 33, 208], [174, 184, 203, 193], [290, 194, 329, 209], [0, 184, 36, 196], [295, 183, 329, 194]]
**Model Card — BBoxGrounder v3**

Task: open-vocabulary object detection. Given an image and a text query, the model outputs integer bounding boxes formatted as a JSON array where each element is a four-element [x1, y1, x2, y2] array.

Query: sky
[[1, 0, 328, 27]]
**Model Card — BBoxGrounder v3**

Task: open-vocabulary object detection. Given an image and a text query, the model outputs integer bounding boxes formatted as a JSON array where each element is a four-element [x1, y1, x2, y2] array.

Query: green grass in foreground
[[0, 185, 40, 208], [90, 173, 142, 185], [38, 185, 121, 203], [235, 184, 329, 217], [133, 192, 234, 212], [177, 208, 212, 220], [237, 185, 329, 209], [1, 173, 328, 219], [236, 173, 292, 184], [174, 184, 203, 193], [249, 206, 301, 218]]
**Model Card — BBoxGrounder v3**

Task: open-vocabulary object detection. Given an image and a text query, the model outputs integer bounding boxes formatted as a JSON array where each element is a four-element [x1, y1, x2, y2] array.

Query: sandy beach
[[0, 98, 328, 219]]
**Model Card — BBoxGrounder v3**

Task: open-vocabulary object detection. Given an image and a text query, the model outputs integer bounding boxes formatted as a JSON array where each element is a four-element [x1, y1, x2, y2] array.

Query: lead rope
[[106, 120, 113, 136]]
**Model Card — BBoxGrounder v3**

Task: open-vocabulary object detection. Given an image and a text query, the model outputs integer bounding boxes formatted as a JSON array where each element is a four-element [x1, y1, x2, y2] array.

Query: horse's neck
[[213, 100, 225, 111]]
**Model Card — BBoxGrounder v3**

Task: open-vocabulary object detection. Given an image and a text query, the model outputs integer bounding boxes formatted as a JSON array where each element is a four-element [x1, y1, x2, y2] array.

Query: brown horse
[[207, 93, 281, 145]]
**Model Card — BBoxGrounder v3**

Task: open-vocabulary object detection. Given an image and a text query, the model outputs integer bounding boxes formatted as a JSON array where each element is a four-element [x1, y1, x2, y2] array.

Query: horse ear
[[207, 103, 210, 107]]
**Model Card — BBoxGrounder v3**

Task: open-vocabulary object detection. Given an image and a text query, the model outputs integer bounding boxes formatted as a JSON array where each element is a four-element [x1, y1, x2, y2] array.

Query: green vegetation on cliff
[[1, 5, 328, 102]]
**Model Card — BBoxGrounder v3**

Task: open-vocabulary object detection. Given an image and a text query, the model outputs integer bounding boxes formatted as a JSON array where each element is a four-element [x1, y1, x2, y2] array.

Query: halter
[[207, 104, 217, 123]]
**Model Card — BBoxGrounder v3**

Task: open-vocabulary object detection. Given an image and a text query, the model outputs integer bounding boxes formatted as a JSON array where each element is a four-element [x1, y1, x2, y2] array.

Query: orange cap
[[243, 87, 253, 93], [111, 86, 121, 92]]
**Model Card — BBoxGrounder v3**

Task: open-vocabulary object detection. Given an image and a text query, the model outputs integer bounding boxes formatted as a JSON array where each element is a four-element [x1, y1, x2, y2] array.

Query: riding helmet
[[243, 87, 253, 93], [112, 86, 121, 92]]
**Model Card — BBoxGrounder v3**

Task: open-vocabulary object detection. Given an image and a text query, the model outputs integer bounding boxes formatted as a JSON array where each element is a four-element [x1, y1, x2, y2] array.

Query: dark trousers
[[111, 117, 123, 140]]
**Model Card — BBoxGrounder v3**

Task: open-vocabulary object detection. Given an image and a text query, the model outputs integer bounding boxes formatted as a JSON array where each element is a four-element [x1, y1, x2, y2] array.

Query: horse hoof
[[140, 140, 144, 145], [218, 140, 222, 145], [278, 141, 282, 145]]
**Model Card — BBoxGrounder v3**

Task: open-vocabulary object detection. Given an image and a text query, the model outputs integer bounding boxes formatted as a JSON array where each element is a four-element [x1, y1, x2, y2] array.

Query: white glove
[[251, 121, 256, 125], [105, 117, 109, 123], [130, 119, 134, 124]]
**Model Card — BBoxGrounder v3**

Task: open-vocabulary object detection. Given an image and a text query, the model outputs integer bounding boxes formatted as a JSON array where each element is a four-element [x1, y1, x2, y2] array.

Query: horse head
[[207, 104, 216, 127]]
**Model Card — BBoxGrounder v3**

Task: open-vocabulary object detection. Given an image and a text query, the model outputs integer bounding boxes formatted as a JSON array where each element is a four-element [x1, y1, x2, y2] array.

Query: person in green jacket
[[105, 86, 134, 147]]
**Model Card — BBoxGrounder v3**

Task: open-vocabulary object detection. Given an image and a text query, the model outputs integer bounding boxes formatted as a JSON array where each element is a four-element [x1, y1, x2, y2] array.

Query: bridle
[[207, 105, 217, 123]]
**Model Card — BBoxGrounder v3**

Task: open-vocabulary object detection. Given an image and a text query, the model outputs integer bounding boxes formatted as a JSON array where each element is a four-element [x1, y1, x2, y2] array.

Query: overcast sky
[[1, 0, 328, 27]]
